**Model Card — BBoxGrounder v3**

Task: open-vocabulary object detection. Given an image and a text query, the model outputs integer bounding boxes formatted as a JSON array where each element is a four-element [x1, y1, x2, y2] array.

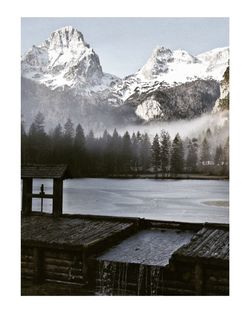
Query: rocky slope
[[212, 66, 229, 113], [124, 79, 220, 122]]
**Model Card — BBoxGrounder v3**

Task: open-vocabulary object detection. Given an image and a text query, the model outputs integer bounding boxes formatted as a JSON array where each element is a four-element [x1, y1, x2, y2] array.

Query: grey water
[[32, 178, 229, 223]]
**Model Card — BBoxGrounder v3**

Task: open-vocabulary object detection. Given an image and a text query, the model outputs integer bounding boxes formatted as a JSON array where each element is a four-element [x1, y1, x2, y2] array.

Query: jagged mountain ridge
[[21, 26, 229, 130], [22, 26, 120, 94]]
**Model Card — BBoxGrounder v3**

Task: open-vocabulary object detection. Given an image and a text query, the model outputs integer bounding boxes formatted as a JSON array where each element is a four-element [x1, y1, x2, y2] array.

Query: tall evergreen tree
[[74, 124, 85, 150], [51, 124, 63, 163], [29, 112, 46, 137], [86, 130, 96, 174], [140, 133, 151, 172], [64, 118, 74, 143], [72, 124, 86, 176], [186, 138, 198, 173], [101, 130, 113, 175], [152, 134, 161, 177], [200, 138, 211, 165], [121, 131, 132, 173], [28, 112, 49, 163], [62, 118, 75, 166], [160, 130, 171, 177], [131, 132, 140, 174], [214, 145, 223, 166], [170, 133, 184, 174], [111, 128, 122, 174], [21, 119, 28, 164]]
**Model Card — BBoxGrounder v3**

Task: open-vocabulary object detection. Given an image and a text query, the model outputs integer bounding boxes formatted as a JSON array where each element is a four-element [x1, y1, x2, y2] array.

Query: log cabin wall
[[93, 259, 229, 296], [21, 246, 89, 287]]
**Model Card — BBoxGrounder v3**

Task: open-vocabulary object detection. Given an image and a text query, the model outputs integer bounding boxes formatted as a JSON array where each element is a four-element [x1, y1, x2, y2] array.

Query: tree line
[[21, 112, 229, 177]]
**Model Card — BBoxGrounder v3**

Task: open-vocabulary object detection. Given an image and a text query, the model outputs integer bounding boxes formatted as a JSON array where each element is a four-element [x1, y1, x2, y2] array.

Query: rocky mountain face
[[21, 26, 229, 131], [124, 80, 220, 122], [212, 66, 229, 113]]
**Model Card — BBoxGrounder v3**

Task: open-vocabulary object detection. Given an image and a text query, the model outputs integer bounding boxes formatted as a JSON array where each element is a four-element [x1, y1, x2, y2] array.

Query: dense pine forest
[[21, 112, 229, 178]]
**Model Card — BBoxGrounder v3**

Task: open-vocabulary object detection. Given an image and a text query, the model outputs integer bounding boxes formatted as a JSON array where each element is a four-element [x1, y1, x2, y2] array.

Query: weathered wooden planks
[[173, 227, 229, 262], [21, 215, 135, 250]]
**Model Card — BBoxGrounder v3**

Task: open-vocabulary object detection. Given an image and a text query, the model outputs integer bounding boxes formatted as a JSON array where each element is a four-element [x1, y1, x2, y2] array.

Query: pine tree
[[21, 119, 28, 164], [64, 118, 74, 143], [28, 112, 49, 163], [200, 138, 211, 165], [72, 124, 86, 176], [121, 131, 132, 173], [160, 130, 171, 177], [51, 124, 63, 163], [101, 130, 112, 175], [62, 118, 75, 166], [74, 124, 85, 150], [152, 134, 161, 177], [214, 145, 223, 166], [86, 130, 96, 175], [140, 133, 151, 173], [111, 129, 122, 174], [186, 138, 198, 173], [170, 133, 184, 174], [131, 132, 139, 174], [29, 112, 46, 137]]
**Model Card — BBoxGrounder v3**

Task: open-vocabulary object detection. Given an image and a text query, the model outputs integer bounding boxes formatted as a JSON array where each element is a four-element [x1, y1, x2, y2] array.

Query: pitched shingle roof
[[21, 164, 69, 179]]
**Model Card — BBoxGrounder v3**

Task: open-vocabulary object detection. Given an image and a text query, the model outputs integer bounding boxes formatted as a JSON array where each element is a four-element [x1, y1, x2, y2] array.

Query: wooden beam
[[29, 193, 54, 199], [22, 178, 33, 215], [53, 179, 63, 216]]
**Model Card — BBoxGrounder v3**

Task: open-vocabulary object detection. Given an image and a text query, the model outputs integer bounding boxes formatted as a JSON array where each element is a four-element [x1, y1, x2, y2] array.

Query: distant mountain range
[[21, 26, 229, 130]]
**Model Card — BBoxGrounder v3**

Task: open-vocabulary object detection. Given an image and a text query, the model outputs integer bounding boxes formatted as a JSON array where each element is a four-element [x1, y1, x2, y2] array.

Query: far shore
[[70, 174, 229, 180]]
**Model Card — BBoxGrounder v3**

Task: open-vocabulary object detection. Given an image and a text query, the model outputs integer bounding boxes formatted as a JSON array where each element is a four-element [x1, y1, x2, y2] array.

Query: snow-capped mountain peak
[[21, 26, 112, 91], [138, 46, 173, 79]]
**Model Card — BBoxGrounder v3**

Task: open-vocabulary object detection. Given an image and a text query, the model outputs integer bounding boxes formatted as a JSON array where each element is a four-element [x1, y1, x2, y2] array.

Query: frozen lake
[[32, 178, 229, 223]]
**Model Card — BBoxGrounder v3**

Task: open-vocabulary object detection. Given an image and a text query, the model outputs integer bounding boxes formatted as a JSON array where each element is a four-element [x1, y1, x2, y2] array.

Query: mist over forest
[[21, 112, 229, 178]]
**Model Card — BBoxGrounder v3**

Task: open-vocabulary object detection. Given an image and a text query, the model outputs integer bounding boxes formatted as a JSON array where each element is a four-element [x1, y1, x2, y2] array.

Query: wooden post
[[53, 178, 63, 216], [33, 247, 44, 284], [82, 250, 88, 283], [194, 263, 203, 295], [22, 178, 33, 215]]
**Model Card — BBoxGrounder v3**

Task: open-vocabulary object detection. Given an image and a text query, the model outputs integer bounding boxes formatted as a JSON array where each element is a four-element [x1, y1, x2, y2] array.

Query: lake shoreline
[[69, 174, 229, 180]]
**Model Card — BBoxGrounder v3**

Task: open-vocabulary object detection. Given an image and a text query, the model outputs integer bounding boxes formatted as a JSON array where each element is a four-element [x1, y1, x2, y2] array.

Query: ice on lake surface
[[32, 178, 229, 223], [97, 229, 194, 266]]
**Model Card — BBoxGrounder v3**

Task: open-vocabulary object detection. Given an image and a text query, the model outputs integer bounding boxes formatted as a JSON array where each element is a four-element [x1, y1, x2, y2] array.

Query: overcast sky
[[21, 17, 229, 78]]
